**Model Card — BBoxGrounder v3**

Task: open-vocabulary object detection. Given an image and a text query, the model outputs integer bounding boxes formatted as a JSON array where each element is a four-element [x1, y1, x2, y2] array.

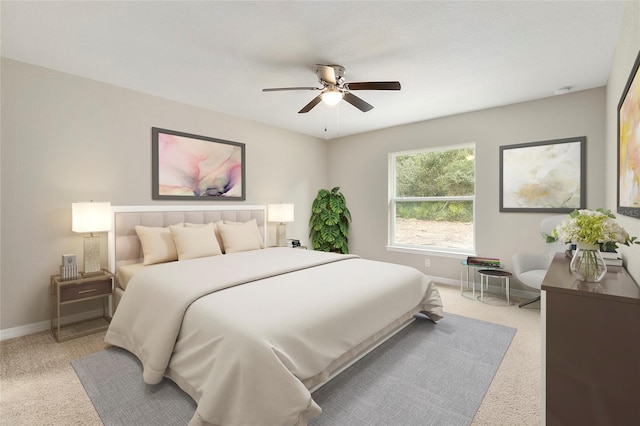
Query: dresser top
[[541, 253, 640, 303]]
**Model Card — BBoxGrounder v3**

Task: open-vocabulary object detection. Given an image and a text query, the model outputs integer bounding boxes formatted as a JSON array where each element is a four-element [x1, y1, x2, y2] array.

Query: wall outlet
[[424, 258, 431, 268]]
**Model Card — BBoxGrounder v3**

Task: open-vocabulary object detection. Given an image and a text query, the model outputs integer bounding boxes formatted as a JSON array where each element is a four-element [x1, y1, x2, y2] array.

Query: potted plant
[[309, 187, 352, 254]]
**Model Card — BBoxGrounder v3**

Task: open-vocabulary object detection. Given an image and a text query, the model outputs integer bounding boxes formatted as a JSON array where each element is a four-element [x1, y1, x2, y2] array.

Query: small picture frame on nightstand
[[60, 254, 78, 280]]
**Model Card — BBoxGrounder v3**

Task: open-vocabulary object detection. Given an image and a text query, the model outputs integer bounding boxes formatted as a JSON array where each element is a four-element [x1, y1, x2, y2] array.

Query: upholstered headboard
[[107, 205, 267, 274]]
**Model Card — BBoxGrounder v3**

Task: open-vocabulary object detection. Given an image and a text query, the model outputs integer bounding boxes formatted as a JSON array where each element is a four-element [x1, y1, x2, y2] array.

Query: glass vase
[[570, 242, 607, 282]]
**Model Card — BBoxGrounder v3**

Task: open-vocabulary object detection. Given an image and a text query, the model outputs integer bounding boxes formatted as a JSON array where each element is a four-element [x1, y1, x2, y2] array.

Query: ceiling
[[1, 1, 626, 140]]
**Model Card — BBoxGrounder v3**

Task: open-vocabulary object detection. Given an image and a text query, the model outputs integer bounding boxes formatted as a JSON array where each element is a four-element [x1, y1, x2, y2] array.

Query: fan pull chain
[[323, 107, 327, 132]]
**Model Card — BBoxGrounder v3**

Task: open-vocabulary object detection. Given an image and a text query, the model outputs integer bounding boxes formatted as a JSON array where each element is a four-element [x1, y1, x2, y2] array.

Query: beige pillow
[[170, 223, 222, 260], [135, 224, 182, 265], [218, 222, 262, 253], [185, 221, 225, 253], [223, 219, 265, 248]]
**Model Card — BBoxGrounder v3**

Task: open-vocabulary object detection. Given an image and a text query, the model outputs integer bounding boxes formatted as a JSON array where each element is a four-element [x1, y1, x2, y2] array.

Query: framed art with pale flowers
[[152, 127, 245, 201], [499, 136, 586, 213], [617, 49, 640, 219]]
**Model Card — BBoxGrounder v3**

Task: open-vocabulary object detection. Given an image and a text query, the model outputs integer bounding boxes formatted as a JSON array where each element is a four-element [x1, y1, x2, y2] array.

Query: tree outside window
[[389, 144, 475, 253]]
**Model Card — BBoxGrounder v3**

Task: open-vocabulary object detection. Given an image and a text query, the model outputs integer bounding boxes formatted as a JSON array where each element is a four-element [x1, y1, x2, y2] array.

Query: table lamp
[[72, 201, 111, 275], [267, 204, 294, 247]]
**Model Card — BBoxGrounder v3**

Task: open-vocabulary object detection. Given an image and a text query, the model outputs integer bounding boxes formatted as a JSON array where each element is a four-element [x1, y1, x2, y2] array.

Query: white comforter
[[105, 248, 443, 426]]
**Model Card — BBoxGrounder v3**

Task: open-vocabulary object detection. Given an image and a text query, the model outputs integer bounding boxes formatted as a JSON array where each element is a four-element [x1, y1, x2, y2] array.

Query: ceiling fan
[[262, 64, 401, 114]]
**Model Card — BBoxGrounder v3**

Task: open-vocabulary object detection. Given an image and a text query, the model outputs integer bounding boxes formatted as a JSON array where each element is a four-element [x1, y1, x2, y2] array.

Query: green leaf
[[321, 210, 340, 226], [338, 221, 348, 237], [320, 227, 339, 242], [343, 208, 352, 223], [329, 197, 343, 213]]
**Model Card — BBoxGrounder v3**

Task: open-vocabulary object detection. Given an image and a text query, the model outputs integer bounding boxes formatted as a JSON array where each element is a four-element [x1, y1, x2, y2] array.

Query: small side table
[[477, 269, 513, 305], [460, 260, 502, 299], [50, 269, 114, 342]]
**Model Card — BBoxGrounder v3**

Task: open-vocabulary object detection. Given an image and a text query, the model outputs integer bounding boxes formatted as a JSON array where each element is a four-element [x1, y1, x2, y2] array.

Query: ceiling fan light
[[321, 89, 343, 106]]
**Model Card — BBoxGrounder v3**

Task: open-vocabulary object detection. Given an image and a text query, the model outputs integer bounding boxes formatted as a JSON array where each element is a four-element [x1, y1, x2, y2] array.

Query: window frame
[[388, 143, 476, 256]]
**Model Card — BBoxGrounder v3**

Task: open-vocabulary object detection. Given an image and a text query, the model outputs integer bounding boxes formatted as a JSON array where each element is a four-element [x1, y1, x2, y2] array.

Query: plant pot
[[570, 242, 607, 282]]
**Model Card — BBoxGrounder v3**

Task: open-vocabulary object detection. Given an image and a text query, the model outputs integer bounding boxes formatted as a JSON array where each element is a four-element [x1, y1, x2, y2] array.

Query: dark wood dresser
[[541, 253, 640, 425]]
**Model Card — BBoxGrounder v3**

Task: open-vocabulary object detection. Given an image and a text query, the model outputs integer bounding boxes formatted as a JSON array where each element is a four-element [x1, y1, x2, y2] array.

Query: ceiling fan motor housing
[[317, 64, 345, 86]]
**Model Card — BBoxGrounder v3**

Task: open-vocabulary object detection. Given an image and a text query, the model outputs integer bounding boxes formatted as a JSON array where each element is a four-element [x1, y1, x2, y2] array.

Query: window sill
[[386, 245, 473, 259]]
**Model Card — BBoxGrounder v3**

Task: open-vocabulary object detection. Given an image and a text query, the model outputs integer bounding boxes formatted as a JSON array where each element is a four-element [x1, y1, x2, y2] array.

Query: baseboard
[[426, 275, 539, 301], [426, 275, 460, 287], [0, 308, 105, 342]]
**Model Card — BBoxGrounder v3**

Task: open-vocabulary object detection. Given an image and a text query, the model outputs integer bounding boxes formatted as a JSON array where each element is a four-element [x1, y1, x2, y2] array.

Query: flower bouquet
[[546, 209, 638, 282]]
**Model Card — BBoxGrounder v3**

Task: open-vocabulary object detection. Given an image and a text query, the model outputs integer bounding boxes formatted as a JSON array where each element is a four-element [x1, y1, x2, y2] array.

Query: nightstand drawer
[[60, 280, 111, 302]]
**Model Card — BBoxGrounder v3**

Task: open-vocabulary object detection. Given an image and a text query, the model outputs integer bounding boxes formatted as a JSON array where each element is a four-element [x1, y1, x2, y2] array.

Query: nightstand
[[50, 269, 114, 342]]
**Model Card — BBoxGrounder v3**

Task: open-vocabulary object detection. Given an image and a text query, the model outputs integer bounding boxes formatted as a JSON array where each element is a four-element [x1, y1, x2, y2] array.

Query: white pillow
[[223, 219, 265, 249], [218, 221, 262, 253], [135, 224, 182, 265], [170, 223, 222, 260], [185, 221, 225, 253]]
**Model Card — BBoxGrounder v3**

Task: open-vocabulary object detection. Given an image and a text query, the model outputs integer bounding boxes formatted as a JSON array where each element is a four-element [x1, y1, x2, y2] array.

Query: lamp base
[[81, 270, 105, 278], [83, 235, 102, 274], [276, 223, 287, 247]]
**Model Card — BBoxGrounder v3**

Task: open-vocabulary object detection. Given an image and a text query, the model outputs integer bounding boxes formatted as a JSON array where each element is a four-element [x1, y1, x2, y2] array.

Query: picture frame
[[152, 127, 245, 201], [499, 136, 586, 213], [617, 49, 640, 219]]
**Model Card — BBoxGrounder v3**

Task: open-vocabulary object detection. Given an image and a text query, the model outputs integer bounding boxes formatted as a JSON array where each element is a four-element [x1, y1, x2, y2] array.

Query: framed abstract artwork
[[617, 49, 640, 219], [499, 136, 586, 213], [152, 127, 245, 201]]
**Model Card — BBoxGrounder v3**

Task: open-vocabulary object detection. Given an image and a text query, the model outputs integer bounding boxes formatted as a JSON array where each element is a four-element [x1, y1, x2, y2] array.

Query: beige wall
[[327, 88, 608, 291], [606, 1, 640, 282], [0, 59, 328, 331]]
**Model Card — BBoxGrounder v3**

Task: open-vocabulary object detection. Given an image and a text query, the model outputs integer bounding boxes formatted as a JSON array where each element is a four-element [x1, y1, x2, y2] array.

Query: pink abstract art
[[152, 128, 245, 200]]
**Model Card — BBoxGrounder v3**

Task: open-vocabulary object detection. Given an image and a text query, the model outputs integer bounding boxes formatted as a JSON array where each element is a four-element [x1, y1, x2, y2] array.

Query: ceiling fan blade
[[262, 87, 320, 92], [298, 95, 323, 113], [316, 64, 337, 85], [347, 81, 401, 91], [343, 92, 374, 112]]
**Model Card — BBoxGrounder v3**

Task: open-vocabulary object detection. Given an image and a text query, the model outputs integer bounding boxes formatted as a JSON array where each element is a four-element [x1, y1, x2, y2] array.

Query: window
[[389, 144, 475, 254]]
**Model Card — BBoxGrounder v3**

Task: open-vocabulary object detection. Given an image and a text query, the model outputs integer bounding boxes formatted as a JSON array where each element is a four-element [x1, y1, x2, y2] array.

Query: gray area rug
[[72, 313, 515, 425]]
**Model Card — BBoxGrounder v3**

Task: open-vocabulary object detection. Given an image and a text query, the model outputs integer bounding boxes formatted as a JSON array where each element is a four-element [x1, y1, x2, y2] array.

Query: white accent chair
[[512, 215, 568, 308], [512, 253, 551, 307]]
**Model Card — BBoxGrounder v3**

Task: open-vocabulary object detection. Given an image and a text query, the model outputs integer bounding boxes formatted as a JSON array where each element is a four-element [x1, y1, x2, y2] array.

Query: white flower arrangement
[[546, 208, 638, 251]]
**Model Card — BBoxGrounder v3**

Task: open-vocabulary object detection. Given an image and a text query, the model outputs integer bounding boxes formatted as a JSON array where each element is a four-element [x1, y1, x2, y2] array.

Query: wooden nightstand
[[50, 269, 114, 342]]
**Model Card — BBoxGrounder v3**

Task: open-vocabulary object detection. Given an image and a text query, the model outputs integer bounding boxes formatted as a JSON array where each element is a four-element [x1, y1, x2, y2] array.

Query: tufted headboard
[[107, 205, 267, 274]]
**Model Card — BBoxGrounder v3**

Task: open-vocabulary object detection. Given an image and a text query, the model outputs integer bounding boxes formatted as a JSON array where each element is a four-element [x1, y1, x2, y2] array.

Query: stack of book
[[466, 256, 501, 267], [600, 251, 623, 267]]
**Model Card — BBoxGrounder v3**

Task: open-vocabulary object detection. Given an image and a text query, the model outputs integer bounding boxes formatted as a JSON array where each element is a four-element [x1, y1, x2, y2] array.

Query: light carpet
[[71, 313, 515, 426]]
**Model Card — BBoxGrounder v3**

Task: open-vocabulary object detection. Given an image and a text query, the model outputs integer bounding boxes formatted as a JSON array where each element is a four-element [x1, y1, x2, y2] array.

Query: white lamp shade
[[321, 89, 343, 106], [72, 202, 112, 233], [268, 204, 294, 223]]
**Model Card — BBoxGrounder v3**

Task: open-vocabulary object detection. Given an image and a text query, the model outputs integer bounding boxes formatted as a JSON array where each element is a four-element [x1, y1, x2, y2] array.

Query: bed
[[105, 205, 444, 426]]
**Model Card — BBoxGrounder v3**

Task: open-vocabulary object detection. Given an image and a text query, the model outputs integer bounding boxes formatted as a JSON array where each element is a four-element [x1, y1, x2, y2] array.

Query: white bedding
[[115, 263, 146, 290], [105, 248, 443, 426]]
